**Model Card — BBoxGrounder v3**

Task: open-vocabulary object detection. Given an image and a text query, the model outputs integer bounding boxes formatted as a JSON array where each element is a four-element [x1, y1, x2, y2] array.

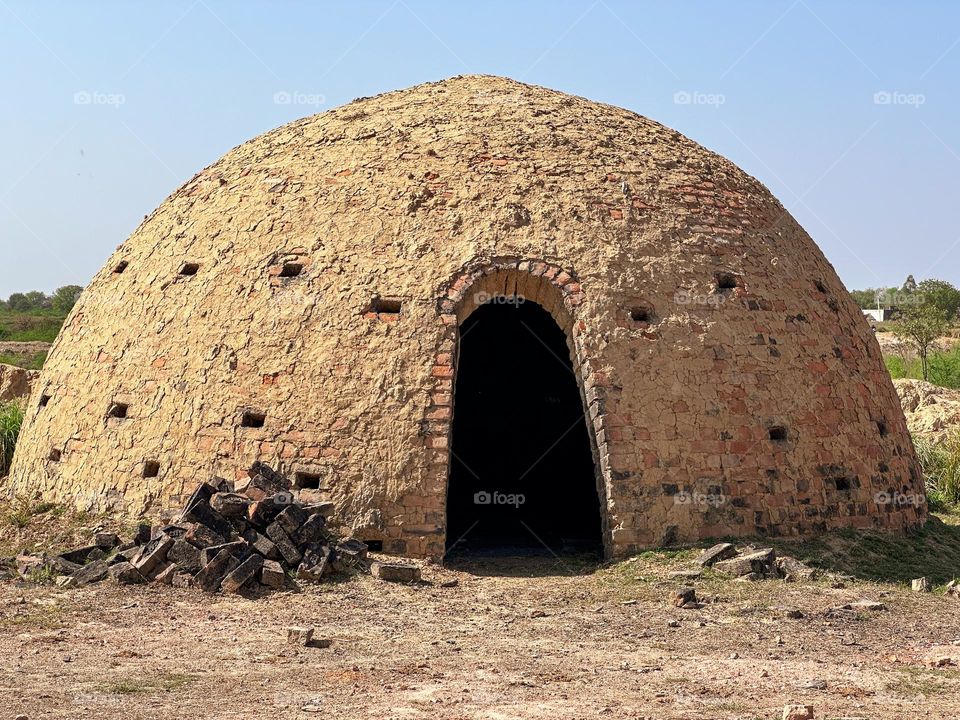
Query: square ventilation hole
[[365, 540, 383, 552], [769, 426, 788, 442], [370, 298, 402, 315], [143, 460, 160, 478], [833, 476, 853, 492], [114, 260, 129, 274], [241, 410, 266, 429], [294, 471, 323, 489], [715, 272, 740, 291], [48, 448, 62, 462], [107, 402, 129, 419], [877, 420, 888, 437], [39, 393, 51, 408], [179, 262, 200, 276], [630, 305, 654, 324], [279, 262, 304, 278]]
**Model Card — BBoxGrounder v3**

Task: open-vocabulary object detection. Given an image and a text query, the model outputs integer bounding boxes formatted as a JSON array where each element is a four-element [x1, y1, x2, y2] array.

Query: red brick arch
[[426, 258, 617, 557]]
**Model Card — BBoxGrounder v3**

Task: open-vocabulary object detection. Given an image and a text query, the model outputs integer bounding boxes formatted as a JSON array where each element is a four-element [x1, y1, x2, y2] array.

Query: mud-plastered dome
[[6, 75, 925, 558]]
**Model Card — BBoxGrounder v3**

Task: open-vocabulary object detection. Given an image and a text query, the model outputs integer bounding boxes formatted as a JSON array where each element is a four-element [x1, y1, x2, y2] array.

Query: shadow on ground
[[770, 515, 960, 586], [441, 515, 960, 586], [443, 550, 601, 578]]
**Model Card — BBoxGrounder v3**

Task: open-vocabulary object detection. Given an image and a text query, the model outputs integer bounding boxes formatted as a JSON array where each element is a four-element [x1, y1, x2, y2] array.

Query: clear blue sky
[[1, 0, 957, 297]]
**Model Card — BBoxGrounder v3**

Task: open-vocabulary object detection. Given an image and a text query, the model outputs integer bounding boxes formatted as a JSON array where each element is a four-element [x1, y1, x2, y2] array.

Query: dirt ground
[[874, 331, 958, 357], [2, 547, 959, 720]]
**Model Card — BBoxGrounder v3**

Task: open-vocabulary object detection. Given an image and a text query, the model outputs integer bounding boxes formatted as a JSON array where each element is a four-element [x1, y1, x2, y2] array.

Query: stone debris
[[0, 361, 39, 403], [714, 548, 777, 578], [672, 586, 700, 609], [695, 542, 736, 567], [782, 704, 814, 720], [947, 580, 960, 599], [676, 545, 820, 584], [287, 626, 314, 646], [108, 561, 144, 585], [8, 463, 375, 595], [777, 556, 818, 582], [370, 561, 421, 583], [911, 577, 931, 593], [826, 599, 888, 618], [770, 605, 804, 619], [847, 599, 887, 612]]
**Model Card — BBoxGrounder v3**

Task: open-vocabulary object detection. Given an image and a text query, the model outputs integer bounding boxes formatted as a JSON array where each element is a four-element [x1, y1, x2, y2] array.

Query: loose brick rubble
[[10, 463, 370, 594], [692, 543, 817, 582]]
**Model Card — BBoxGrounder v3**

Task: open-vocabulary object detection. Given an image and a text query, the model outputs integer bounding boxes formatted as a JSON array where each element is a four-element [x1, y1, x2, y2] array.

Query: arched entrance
[[444, 297, 603, 556]]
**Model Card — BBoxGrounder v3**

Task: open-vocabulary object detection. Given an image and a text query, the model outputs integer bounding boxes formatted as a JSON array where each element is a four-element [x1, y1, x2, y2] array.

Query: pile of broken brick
[[671, 543, 817, 610], [10, 463, 381, 594], [695, 542, 817, 581]]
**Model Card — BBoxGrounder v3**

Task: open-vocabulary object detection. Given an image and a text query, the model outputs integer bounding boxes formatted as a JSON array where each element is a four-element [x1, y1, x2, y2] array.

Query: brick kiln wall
[[5, 76, 925, 558]]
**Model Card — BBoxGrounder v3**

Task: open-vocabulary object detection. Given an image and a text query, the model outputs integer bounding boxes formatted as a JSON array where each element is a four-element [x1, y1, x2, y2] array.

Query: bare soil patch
[[2, 532, 960, 719]]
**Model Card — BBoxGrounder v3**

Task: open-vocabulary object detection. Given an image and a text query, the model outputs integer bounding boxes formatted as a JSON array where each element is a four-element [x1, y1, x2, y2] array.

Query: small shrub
[[0, 496, 58, 530], [0, 401, 24, 476], [25, 565, 56, 585], [915, 432, 960, 511], [886, 345, 960, 390], [927, 346, 960, 389], [885, 355, 907, 379]]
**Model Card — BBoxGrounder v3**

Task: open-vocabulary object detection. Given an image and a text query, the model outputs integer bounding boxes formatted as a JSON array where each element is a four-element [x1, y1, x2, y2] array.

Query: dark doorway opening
[[445, 299, 603, 557]]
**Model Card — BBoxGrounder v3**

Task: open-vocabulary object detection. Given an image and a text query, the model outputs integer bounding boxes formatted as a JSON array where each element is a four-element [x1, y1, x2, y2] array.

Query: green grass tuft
[[0, 351, 47, 370], [101, 672, 198, 695], [0, 400, 24, 476]]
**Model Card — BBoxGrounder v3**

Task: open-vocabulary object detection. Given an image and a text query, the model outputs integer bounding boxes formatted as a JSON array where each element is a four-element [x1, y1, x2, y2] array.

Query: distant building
[[863, 305, 899, 322], [864, 307, 897, 323]]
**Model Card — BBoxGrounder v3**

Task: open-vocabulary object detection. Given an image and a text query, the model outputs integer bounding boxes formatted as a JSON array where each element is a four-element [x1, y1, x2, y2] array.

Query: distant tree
[[6, 293, 30, 311], [23, 291, 49, 310], [849, 286, 900, 310], [50, 285, 83, 314], [850, 289, 878, 309], [894, 305, 950, 381], [918, 278, 960, 321]]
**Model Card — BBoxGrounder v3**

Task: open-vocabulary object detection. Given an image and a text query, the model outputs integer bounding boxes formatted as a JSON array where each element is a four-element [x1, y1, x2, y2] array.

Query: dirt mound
[[875, 332, 958, 357], [893, 378, 960, 442], [0, 362, 38, 403]]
